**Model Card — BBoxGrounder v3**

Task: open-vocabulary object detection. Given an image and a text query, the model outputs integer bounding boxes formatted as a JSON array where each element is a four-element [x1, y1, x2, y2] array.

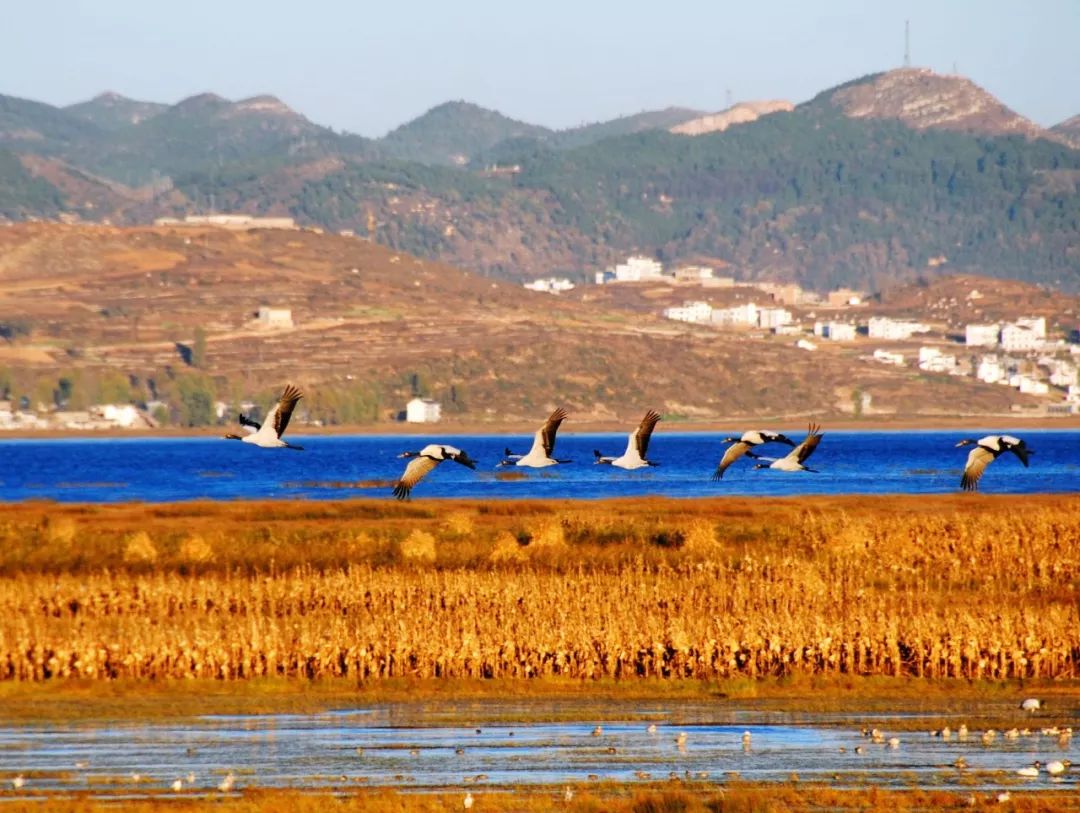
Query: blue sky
[[5, 0, 1078, 137]]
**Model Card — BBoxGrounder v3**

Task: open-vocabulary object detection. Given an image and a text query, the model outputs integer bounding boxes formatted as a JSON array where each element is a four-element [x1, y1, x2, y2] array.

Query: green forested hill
[[1, 81, 1079, 291], [378, 101, 553, 165], [274, 105, 1080, 289], [0, 149, 62, 218]]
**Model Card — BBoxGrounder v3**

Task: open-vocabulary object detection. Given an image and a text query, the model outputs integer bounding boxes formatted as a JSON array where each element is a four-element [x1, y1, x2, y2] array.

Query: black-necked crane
[[955, 435, 1032, 491], [393, 444, 477, 500], [223, 384, 304, 449], [711, 430, 796, 480], [753, 423, 823, 472], [500, 407, 571, 467], [594, 409, 661, 469]]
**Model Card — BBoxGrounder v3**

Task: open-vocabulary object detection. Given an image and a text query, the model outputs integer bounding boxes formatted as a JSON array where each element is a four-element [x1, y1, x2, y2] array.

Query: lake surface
[[0, 430, 1076, 503], [2, 704, 1076, 796]]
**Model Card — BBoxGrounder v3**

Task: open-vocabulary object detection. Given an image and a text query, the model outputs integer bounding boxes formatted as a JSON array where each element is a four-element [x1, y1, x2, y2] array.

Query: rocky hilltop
[[1051, 114, 1080, 148], [670, 100, 794, 136], [820, 68, 1059, 142]]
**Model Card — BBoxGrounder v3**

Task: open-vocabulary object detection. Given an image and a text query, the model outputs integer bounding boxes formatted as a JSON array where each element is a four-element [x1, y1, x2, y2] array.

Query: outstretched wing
[[793, 423, 823, 465], [961, 446, 995, 491], [712, 441, 749, 480], [1008, 441, 1032, 468], [272, 385, 303, 438], [631, 410, 661, 459], [393, 455, 441, 500], [238, 413, 262, 433], [532, 407, 568, 457], [446, 447, 478, 470]]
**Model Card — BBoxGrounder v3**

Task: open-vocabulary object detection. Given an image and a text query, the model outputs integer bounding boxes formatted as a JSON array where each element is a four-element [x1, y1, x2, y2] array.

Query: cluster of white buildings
[[594, 256, 738, 288], [0, 401, 152, 431], [663, 300, 794, 330], [862, 314, 1078, 408], [966, 317, 1047, 352]]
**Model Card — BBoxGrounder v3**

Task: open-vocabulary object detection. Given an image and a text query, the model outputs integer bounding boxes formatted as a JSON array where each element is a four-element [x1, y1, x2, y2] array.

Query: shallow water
[[1, 705, 1076, 796], [1, 430, 1077, 502]]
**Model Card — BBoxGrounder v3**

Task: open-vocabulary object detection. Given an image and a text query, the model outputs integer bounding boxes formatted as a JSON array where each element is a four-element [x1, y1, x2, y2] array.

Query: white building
[[1001, 323, 1042, 353], [872, 349, 905, 366], [814, 321, 856, 341], [523, 277, 575, 294], [94, 404, 142, 428], [919, 347, 957, 373], [663, 301, 713, 323], [257, 306, 293, 329], [711, 302, 759, 326], [757, 307, 793, 329], [613, 255, 664, 282], [155, 214, 297, 230], [1048, 361, 1078, 388], [1014, 316, 1047, 338], [977, 355, 1005, 384], [1018, 376, 1049, 395], [965, 323, 1000, 347], [405, 398, 441, 423], [867, 316, 929, 341]]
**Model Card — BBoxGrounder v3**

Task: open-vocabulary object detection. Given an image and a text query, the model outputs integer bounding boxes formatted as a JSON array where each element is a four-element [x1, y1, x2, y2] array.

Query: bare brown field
[[2, 785, 1079, 813], [0, 223, 1061, 422], [1, 495, 1078, 694]]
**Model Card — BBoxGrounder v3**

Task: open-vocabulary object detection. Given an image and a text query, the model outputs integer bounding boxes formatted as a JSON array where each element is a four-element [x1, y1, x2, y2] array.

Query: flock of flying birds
[[224, 386, 1034, 500]]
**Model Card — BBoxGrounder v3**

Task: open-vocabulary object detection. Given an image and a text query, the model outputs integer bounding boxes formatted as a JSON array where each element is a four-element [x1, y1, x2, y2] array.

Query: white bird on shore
[[594, 410, 661, 469], [955, 435, 1032, 491], [171, 778, 183, 792], [754, 423, 824, 472], [500, 408, 571, 467], [218, 772, 235, 792], [1017, 761, 1041, 778], [11, 775, 25, 790], [1020, 697, 1042, 713], [711, 430, 796, 480], [1047, 759, 1071, 776], [463, 791, 474, 809], [223, 384, 304, 449], [393, 445, 477, 500]]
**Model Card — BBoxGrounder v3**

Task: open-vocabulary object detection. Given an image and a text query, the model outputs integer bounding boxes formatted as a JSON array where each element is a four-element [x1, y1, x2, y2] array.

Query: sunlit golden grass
[[3, 785, 1080, 813], [0, 496, 1078, 686]]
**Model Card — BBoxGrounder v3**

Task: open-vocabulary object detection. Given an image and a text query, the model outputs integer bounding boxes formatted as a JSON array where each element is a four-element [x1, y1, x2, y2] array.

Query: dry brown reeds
[[0, 496, 1077, 684]]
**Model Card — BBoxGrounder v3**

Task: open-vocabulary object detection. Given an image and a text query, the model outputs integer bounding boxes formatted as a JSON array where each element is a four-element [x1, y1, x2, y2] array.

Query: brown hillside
[[0, 224, 1066, 426]]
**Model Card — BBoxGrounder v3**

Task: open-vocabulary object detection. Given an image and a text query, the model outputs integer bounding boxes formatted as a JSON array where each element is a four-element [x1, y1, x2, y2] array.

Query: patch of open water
[[1, 706, 1076, 797]]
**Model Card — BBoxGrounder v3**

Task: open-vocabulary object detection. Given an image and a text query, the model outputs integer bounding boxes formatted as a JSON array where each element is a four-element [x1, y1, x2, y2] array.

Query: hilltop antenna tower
[[904, 20, 911, 67]]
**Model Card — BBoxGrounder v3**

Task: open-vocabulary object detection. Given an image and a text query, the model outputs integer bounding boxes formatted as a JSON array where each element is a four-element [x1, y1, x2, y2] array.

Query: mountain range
[[1, 67, 1078, 292]]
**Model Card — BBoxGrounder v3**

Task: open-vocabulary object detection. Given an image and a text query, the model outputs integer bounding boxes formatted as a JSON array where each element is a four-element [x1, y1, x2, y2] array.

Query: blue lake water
[[0, 430, 1076, 503]]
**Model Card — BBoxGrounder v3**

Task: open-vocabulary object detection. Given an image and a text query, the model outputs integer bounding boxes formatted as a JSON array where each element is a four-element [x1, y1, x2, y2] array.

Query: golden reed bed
[[1, 495, 1078, 684]]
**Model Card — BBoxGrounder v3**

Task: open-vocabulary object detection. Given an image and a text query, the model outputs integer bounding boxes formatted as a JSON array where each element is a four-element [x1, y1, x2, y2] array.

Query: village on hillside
[[528, 255, 1080, 417]]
